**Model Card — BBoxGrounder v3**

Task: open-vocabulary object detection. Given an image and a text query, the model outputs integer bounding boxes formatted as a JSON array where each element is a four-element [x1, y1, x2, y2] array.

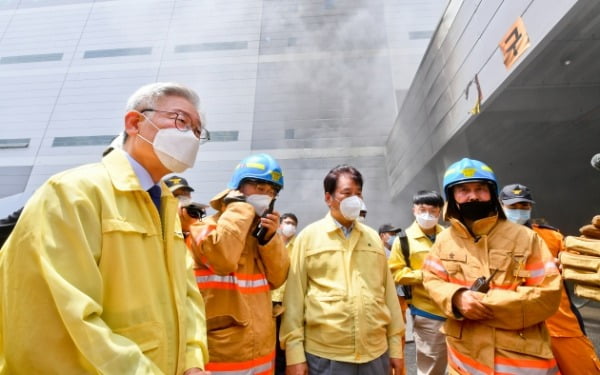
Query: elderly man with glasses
[[0, 82, 210, 374]]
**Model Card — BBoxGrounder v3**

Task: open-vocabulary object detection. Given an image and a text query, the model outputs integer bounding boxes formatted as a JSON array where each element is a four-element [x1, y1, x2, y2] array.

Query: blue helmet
[[442, 158, 498, 199], [227, 153, 284, 190]]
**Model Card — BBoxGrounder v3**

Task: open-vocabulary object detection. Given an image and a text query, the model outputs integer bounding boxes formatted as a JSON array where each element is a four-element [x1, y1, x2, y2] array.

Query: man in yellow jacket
[[389, 190, 447, 375], [186, 153, 290, 374], [281, 164, 405, 375], [423, 158, 562, 375], [0, 82, 210, 374]]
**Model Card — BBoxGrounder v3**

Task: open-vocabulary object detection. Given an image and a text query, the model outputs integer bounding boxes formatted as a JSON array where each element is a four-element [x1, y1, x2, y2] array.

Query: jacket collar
[[209, 189, 232, 211], [322, 212, 367, 235], [406, 220, 444, 239], [449, 214, 499, 239], [102, 149, 150, 192]]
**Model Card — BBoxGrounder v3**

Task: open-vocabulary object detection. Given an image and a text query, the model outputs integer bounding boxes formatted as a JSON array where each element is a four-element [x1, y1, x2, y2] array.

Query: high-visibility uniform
[[187, 189, 290, 374], [0, 149, 208, 374], [389, 221, 447, 375], [388, 221, 445, 318], [423, 215, 562, 375], [280, 213, 404, 366], [532, 224, 600, 374]]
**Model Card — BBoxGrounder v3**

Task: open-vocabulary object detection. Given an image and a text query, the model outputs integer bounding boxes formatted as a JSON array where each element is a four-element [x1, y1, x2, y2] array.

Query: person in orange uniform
[[186, 153, 290, 374], [500, 183, 600, 374]]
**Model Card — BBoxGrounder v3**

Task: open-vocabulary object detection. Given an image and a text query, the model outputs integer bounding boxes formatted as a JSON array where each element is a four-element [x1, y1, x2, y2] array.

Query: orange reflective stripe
[[424, 256, 449, 281], [206, 350, 275, 374], [524, 261, 545, 286], [495, 355, 559, 374], [447, 345, 492, 375], [448, 276, 470, 287], [195, 269, 270, 293]]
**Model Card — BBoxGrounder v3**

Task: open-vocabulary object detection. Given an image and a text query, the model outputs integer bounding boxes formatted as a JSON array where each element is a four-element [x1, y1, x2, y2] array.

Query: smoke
[[254, 0, 394, 149]]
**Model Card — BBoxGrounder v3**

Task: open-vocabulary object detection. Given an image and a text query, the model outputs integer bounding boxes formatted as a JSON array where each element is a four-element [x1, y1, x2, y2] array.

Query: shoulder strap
[[399, 233, 410, 268]]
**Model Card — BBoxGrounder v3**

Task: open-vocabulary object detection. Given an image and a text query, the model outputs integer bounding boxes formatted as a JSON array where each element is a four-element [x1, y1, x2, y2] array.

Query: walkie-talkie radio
[[470, 268, 499, 293], [252, 198, 276, 243]]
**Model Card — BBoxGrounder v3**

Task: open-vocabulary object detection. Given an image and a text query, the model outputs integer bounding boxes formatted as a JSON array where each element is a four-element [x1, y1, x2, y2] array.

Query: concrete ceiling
[[443, 0, 600, 235]]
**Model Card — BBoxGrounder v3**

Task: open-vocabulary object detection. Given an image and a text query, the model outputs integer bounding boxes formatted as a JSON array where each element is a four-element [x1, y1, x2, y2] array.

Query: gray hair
[[120, 82, 206, 144], [125, 82, 201, 112]]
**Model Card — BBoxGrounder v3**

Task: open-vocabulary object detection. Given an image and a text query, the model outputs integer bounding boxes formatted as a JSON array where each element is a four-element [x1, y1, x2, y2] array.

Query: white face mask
[[246, 194, 272, 216], [339, 195, 364, 221], [504, 208, 531, 225], [416, 212, 439, 229], [137, 115, 200, 173], [177, 195, 192, 207], [280, 223, 297, 237]]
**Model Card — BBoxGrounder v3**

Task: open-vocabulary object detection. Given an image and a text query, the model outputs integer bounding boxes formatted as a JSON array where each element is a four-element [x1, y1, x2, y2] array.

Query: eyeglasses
[[243, 179, 279, 198], [141, 108, 210, 143]]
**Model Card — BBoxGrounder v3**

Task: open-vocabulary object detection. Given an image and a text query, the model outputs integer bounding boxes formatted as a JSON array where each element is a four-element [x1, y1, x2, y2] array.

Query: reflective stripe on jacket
[[205, 351, 275, 374], [188, 189, 289, 371], [423, 215, 562, 374]]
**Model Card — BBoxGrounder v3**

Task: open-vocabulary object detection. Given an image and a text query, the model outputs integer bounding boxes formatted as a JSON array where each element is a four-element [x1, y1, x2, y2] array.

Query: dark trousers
[[274, 311, 286, 375], [306, 351, 390, 375]]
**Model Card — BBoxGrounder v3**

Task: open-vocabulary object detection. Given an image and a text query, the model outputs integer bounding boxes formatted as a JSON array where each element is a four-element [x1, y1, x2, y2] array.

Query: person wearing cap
[[500, 183, 600, 373], [379, 224, 402, 258], [389, 190, 447, 375], [422, 158, 561, 375], [281, 164, 405, 375], [186, 153, 289, 374], [165, 175, 195, 197], [0, 82, 210, 374], [164, 175, 208, 236], [378, 223, 408, 375]]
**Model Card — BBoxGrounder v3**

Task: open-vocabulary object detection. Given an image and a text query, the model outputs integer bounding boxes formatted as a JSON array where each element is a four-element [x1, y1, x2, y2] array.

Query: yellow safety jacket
[[423, 215, 562, 375], [388, 221, 445, 318], [0, 149, 208, 374], [280, 213, 405, 365], [271, 235, 296, 304], [187, 189, 289, 374]]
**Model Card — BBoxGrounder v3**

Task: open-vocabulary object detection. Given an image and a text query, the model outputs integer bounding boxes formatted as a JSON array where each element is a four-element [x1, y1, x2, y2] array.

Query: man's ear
[[324, 192, 332, 207], [124, 110, 143, 138]]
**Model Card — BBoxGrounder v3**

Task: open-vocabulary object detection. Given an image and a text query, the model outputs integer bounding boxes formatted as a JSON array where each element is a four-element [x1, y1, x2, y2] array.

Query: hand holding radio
[[252, 199, 279, 244]]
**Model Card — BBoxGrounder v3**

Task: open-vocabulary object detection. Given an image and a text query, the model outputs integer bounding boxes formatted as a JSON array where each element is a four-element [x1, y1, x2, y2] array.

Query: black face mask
[[457, 201, 496, 221]]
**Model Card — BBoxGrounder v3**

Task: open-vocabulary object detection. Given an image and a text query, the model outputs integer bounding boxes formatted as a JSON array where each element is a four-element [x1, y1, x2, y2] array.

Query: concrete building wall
[[0, 0, 445, 230], [385, 0, 584, 229]]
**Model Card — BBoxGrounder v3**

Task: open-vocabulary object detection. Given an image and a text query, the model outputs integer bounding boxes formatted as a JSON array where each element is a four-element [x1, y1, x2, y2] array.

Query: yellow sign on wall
[[499, 17, 531, 69]]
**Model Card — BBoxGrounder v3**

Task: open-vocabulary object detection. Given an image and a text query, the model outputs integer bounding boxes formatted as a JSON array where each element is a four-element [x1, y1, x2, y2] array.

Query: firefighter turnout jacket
[[423, 215, 562, 375], [187, 189, 290, 374]]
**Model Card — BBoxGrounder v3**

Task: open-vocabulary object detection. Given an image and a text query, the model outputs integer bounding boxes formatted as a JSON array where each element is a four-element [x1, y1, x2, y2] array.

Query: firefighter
[[500, 183, 600, 373], [186, 153, 290, 374], [423, 158, 562, 374]]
